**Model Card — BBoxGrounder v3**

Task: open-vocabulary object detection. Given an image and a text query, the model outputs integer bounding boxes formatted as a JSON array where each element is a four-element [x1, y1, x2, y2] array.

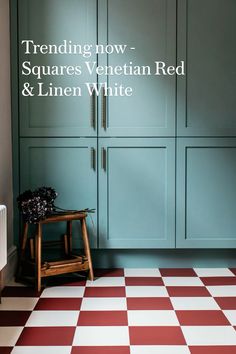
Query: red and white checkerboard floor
[[1, 268, 236, 353]]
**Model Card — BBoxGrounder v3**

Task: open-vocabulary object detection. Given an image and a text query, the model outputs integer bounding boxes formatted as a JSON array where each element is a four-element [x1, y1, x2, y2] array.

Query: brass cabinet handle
[[101, 147, 106, 171], [91, 147, 96, 170], [102, 86, 107, 130], [91, 89, 96, 130]]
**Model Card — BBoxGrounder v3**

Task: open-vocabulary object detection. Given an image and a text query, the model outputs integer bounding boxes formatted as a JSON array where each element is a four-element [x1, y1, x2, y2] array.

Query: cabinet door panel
[[19, 0, 97, 137], [99, 138, 175, 248], [178, 0, 236, 136], [20, 138, 97, 248], [98, 0, 176, 136], [177, 138, 236, 248]]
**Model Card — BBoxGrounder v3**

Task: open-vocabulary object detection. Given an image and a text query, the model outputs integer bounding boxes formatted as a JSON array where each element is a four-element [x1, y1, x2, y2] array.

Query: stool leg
[[35, 223, 42, 292], [67, 220, 73, 254], [29, 238, 35, 260], [64, 234, 69, 256], [80, 218, 94, 281]]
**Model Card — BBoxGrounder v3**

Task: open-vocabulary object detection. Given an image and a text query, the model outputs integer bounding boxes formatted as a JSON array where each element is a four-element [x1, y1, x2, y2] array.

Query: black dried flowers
[[17, 187, 58, 223]]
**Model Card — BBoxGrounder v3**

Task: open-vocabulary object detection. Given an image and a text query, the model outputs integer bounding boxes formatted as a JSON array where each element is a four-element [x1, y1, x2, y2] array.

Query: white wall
[[0, 0, 14, 264]]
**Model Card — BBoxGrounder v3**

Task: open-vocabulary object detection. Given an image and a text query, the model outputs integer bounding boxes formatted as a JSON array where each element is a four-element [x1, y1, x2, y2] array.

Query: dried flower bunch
[[17, 187, 58, 223]]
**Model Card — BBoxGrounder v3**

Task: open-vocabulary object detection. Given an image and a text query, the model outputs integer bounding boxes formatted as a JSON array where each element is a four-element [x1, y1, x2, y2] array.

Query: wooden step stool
[[18, 212, 94, 291]]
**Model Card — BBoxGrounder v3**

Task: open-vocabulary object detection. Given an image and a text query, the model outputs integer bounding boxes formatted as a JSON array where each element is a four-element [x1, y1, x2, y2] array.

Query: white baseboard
[[2, 245, 18, 285]]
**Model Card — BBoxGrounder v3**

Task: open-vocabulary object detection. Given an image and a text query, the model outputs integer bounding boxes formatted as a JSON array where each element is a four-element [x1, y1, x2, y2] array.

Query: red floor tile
[[0, 311, 31, 326], [214, 297, 236, 309], [84, 287, 126, 297], [0, 348, 13, 354], [78, 311, 128, 326], [60, 280, 87, 286], [2, 268, 236, 351], [16, 327, 75, 346], [189, 346, 236, 354], [72, 347, 130, 354], [129, 326, 186, 345], [127, 297, 173, 310], [34, 298, 82, 310], [176, 310, 230, 325], [201, 277, 236, 286], [1, 286, 41, 297], [167, 286, 211, 297], [94, 269, 124, 277], [125, 277, 164, 286], [160, 268, 197, 277]]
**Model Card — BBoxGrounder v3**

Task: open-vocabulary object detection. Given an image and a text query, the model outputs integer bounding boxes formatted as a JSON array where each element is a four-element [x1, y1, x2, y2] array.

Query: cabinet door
[[18, 0, 97, 137], [98, 0, 176, 137], [177, 0, 236, 136], [99, 138, 175, 248], [20, 138, 97, 248], [177, 138, 236, 248]]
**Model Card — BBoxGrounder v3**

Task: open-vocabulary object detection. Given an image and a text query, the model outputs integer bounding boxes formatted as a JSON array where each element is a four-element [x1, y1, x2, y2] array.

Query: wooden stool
[[18, 212, 94, 291]]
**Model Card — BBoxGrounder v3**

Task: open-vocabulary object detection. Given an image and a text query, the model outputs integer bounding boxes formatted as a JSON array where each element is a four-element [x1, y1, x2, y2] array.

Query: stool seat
[[40, 212, 88, 223], [18, 212, 94, 291]]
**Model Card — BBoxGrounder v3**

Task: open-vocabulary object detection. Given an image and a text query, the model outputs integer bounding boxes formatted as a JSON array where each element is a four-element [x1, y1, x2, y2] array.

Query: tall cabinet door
[[177, 0, 236, 136], [176, 138, 236, 248], [20, 138, 97, 248], [98, 0, 176, 137], [18, 0, 97, 137], [99, 138, 175, 248]]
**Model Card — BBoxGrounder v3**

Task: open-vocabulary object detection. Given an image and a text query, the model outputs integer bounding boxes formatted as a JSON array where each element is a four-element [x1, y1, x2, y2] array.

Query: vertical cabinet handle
[[91, 89, 96, 129], [101, 147, 106, 171], [91, 148, 96, 170], [102, 86, 107, 130]]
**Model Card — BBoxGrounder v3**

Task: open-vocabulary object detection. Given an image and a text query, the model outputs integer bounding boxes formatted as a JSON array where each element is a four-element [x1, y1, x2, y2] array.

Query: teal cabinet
[[13, 1, 236, 251], [19, 0, 97, 137], [177, 0, 236, 136], [18, 0, 176, 138], [98, 0, 176, 137], [20, 138, 98, 248], [99, 138, 175, 248], [177, 138, 236, 248]]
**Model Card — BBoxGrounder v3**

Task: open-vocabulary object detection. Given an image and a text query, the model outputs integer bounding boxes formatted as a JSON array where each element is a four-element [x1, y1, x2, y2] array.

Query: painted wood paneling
[[14, 0, 236, 252], [99, 138, 175, 248], [177, 138, 236, 248], [177, 0, 236, 136], [98, 0, 176, 137], [20, 138, 97, 248], [19, 0, 97, 137]]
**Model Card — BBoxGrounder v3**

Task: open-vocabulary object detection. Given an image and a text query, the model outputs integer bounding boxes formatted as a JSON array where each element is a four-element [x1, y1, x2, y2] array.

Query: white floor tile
[[223, 310, 236, 325], [73, 326, 129, 346], [40, 286, 84, 298], [182, 326, 236, 345], [207, 286, 236, 297], [171, 297, 219, 310], [0, 297, 38, 310], [81, 297, 127, 311], [128, 310, 179, 326], [194, 268, 234, 277], [163, 277, 203, 286], [124, 268, 161, 277], [12, 347, 71, 354], [25, 310, 79, 327], [86, 277, 125, 287], [0, 327, 23, 346], [126, 286, 168, 298], [130, 346, 190, 354]]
